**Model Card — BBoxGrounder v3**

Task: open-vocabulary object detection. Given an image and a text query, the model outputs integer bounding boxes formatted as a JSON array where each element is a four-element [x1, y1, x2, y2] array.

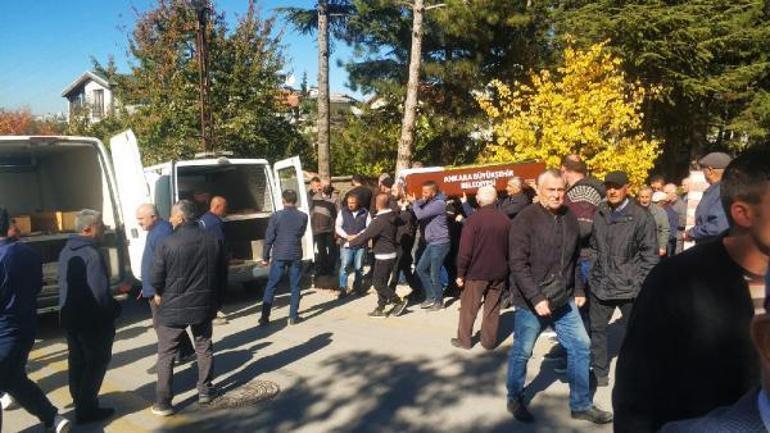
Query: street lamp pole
[[192, 0, 212, 152]]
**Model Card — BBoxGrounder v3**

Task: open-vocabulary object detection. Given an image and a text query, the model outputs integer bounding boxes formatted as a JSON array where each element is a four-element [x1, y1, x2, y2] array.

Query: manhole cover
[[207, 380, 280, 409]]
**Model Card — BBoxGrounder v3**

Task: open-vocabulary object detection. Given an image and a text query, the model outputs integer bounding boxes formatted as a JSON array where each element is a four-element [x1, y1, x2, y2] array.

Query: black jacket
[[150, 222, 227, 327], [348, 209, 397, 258], [497, 192, 531, 220], [612, 238, 760, 433], [589, 200, 659, 301], [509, 204, 583, 310]]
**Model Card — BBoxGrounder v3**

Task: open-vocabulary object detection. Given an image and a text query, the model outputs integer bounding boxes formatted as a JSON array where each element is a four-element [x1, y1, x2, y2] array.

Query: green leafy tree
[[337, 0, 550, 172], [550, 0, 770, 174], [78, 0, 309, 165], [280, 0, 354, 179]]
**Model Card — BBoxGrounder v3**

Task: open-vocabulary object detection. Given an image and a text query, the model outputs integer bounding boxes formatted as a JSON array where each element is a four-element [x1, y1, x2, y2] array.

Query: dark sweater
[[613, 238, 760, 433], [348, 210, 397, 258], [509, 204, 582, 310], [58, 236, 120, 330], [310, 193, 337, 235], [456, 205, 510, 281], [263, 207, 308, 262], [0, 239, 42, 340]]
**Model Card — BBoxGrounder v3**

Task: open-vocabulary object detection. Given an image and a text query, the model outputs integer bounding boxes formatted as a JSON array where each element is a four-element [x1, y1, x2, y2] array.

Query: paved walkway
[[6, 284, 620, 433]]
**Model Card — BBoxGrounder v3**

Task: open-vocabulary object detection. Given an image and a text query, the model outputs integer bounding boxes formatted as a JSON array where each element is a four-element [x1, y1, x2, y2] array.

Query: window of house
[[93, 89, 104, 118]]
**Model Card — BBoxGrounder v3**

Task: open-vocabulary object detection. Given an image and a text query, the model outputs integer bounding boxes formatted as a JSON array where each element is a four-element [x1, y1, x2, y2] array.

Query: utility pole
[[192, 0, 212, 152]]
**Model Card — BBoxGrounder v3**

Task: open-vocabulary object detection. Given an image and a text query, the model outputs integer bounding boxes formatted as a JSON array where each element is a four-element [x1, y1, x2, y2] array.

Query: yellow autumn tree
[[477, 41, 661, 189]]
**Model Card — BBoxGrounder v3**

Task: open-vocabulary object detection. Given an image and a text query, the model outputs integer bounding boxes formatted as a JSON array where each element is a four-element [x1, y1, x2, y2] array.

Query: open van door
[[110, 129, 151, 280], [272, 156, 314, 262]]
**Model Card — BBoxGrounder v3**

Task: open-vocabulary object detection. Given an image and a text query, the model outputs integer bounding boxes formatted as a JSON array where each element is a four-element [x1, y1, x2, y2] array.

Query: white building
[[61, 71, 114, 123]]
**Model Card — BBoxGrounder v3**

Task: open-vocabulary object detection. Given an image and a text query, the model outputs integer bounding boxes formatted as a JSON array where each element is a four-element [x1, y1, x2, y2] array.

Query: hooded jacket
[[348, 209, 397, 259], [58, 236, 120, 330], [413, 194, 449, 245]]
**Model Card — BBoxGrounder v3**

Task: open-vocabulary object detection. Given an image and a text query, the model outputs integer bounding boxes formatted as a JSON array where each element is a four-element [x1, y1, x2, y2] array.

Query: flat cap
[[604, 171, 629, 186], [652, 191, 667, 203], [698, 152, 732, 169]]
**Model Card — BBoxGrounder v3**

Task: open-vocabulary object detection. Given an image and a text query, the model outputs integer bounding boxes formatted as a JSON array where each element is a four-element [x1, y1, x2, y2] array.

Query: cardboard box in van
[[30, 211, 80, 233], [12, 215, 32, 235]]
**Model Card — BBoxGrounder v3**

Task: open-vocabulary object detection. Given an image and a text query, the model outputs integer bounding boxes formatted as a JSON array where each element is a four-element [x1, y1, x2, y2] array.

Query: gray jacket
[[649, 203, 670, 253]]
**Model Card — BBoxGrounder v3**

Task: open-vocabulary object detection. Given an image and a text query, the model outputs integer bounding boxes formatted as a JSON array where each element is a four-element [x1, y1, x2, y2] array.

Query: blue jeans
[[339, 247, 365, 290], [506, 300, 592, 411], [577, 256, 591, 289], [416, 242, 451, 303], [262, 260, 303, 320]]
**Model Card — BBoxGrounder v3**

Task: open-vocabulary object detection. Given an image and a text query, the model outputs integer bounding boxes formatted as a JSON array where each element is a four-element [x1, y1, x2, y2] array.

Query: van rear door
[[109, 129, 151, 280], [272, 156, 314, 262]]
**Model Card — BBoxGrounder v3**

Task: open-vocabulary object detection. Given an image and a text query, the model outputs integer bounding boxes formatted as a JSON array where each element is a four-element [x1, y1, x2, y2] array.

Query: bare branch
[[425, 3, 447, 10]]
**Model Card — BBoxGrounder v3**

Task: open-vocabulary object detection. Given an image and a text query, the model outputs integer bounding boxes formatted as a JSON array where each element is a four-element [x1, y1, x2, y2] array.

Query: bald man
[[199, 197, 229, 325], [199, 196, 227, 243]]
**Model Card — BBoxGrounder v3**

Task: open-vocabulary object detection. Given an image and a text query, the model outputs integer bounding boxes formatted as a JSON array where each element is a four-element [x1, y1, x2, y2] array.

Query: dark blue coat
[[140, 219, 173, 297], [0, 239, 43, 341], [689, 182, 729, 243], [263, 207, 308, 262], [58, 236, 120, 330], [199, 211, 225, 242]]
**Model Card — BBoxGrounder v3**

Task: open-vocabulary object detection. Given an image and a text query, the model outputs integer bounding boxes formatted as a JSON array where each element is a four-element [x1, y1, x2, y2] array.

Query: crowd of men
[[1, 146, 769, 432]]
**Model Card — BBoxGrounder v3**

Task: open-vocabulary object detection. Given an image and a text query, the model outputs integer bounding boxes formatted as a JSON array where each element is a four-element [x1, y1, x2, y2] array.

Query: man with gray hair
[[452, 186, 511, 350], [136, 204, 194, 366], [149, 200, 226, 416], [58, 209, 120, 424]]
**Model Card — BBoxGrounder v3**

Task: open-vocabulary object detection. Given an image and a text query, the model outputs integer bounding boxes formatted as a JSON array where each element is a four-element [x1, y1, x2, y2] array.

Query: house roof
[[60, 71, 110, 98]]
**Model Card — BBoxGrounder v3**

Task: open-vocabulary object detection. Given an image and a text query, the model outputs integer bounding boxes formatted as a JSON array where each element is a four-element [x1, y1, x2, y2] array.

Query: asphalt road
[[5, 279, 620, 433]]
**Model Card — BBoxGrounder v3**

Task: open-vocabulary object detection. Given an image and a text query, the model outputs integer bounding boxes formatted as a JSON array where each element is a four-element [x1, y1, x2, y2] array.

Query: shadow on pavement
[[153, 344, 589, 433]]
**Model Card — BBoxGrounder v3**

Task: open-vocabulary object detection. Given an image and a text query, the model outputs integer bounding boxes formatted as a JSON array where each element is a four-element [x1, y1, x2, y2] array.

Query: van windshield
[[176, 164, 273, 216]]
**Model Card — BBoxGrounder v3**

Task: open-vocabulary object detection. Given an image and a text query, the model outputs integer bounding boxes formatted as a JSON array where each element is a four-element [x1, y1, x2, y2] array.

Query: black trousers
[[0, 336, 57, 429], [373, 259, 398, 308], [390, 235, 417, 291], [156, 321, 214, 405], [149, 299, 194, 361], [589, 293, 634, 379], [314, 232, 337, 275], [66, 325, 115, 415]]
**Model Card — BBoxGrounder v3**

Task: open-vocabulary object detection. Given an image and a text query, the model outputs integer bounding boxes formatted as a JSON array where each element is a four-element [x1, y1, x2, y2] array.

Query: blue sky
[[0, 0, 357, 115]]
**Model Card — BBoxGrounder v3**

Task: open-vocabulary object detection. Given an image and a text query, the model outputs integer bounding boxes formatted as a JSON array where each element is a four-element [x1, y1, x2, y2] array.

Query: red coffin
[[400, 161, 546, 197]]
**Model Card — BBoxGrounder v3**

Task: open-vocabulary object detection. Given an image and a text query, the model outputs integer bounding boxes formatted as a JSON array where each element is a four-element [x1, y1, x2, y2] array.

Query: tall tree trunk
[[316, 0, 331, 180], [396, 0, 424, 174]]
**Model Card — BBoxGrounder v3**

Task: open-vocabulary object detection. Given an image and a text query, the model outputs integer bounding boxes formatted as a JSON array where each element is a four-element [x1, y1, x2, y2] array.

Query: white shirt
[[758, 390, 770, 432], [335, 208, 371, 248]]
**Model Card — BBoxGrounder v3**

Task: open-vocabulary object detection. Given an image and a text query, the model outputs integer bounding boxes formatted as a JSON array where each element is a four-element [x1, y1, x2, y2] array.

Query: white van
[[0, 135, 128, 313], [109, 130, 314, 287]]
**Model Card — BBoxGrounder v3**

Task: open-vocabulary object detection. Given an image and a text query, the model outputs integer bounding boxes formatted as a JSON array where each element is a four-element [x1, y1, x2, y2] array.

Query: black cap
[[698, 152, 732, 169], [604, 171, 629, 186], [381, 177, 395, 188], [0, 208, 9, 236]]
